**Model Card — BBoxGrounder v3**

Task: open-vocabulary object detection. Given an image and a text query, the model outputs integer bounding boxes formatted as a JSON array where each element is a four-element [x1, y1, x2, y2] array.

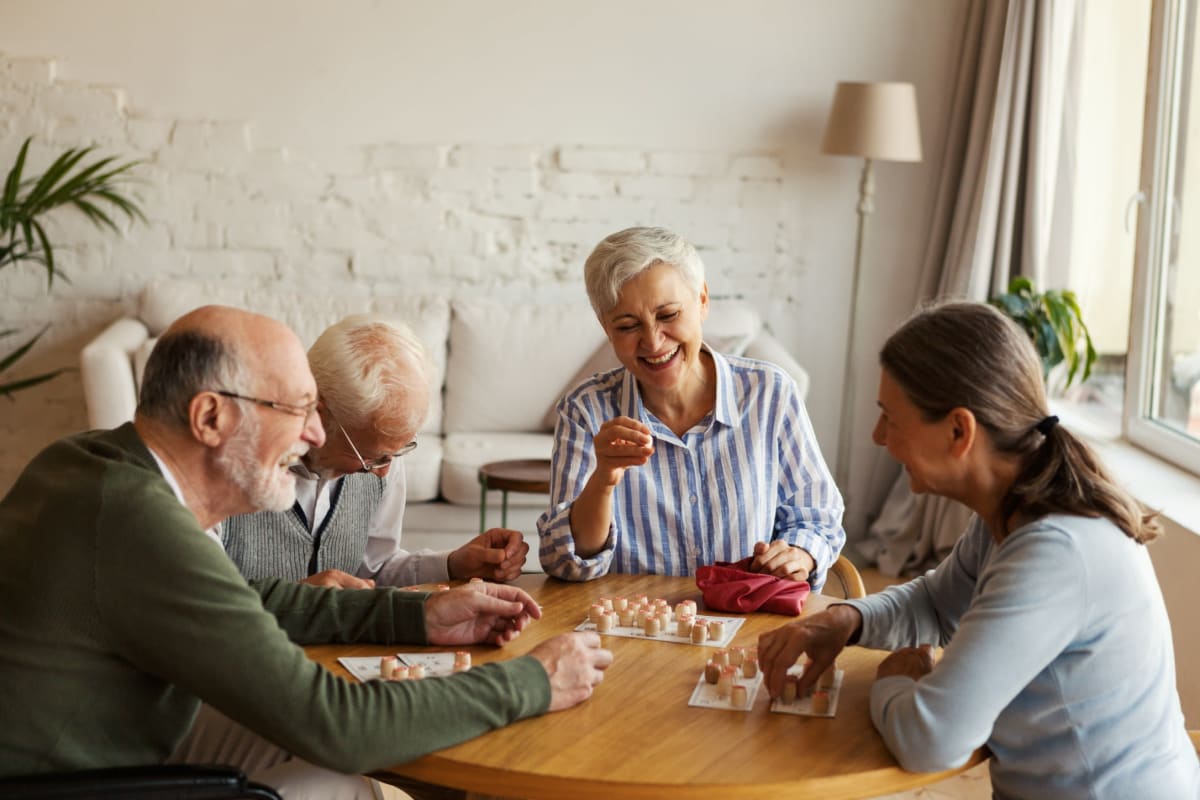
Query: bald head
[[137, 305, 310, 429]]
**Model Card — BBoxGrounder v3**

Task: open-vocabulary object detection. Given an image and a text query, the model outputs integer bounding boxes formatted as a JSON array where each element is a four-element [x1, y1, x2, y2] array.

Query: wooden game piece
[[742, 656, 759, 679], [712, 649, 730, 667], [408, 664, 426, 680], [597, 611, 615, 633], [707, 620, 726, 641], [588, 603, 605, 623], [691, 621, 708, 644], [380, 655, 397, 680], [731, 683, 749, 709], [613, 595, 628, 612], [811, 689, 831, 715], [392, 665, 410, 680], [717, 665, 736, 699], [619, 608, 636, 627], [635, 606, 649, 627], [817, 663, 837, 690], [781, 677, 798, 704], [454, 651, 471, 672], [675, 614, 693, 637], [705, 660, 721, 684], [729, 646, 745, 667], [643, 615, 661, 637]]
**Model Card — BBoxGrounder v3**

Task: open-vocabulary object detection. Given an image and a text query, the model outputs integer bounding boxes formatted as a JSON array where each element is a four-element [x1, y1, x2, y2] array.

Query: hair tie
[[1035, 415, 1059, 436]]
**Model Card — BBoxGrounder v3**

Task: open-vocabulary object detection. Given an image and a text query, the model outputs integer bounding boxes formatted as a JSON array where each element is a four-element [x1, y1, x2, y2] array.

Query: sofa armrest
[[744, 332, 810, 402], [81, 317, 150, 430]]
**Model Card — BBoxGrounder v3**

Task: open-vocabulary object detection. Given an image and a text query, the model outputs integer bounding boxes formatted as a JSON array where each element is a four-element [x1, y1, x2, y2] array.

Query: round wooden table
[[477, 459, 552, 532], [307, 574, 985, 800]]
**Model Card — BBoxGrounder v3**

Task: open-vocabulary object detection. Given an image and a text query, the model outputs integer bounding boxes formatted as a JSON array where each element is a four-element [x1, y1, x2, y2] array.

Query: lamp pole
[[835, 156, 875, 491]]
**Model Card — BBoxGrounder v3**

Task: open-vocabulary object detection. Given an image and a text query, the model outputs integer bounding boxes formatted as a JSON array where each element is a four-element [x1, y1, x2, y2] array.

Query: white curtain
[[858, 0, 1083, 575]]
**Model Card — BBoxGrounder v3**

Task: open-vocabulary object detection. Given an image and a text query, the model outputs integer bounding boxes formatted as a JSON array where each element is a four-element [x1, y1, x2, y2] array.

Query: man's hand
[[528, 632, 614, 711], [447, 528, 529, 582], [300, 569, 375, 590], [757, 605, 861, 699], [877, 644, 936, 681], [592, 416, 654, 487], [749, 540, 815, 583], [424, 582, 542, 646]]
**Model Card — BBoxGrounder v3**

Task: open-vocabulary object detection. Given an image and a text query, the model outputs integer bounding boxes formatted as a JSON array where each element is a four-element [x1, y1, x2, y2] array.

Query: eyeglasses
[[215, 390, 319, 419], [330, 412, 418, 473]]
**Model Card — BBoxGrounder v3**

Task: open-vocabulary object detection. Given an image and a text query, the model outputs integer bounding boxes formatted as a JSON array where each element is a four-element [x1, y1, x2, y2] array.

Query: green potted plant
[[1, 137, 144, 397], [990, 276, 1097, 390]]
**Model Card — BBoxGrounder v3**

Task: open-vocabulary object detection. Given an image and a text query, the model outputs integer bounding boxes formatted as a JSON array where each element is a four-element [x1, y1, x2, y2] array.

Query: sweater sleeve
[[96, 484, 551, 774], [857, 523, 1087, 773]]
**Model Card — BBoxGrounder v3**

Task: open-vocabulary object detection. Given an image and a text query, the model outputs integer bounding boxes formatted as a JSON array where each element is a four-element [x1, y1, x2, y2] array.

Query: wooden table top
[[307, 573, 983, 800], [477, 459, 552, 494]]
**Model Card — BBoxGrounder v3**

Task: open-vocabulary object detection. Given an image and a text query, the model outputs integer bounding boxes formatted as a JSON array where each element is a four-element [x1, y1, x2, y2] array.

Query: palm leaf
[[1, 138, 31, 224], [0, 369, 68, 398], [0, 324, 50, 373]]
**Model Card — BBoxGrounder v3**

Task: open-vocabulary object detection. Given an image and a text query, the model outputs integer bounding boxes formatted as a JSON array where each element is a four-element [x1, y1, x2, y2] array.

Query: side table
[[476, 459, 552, 532]]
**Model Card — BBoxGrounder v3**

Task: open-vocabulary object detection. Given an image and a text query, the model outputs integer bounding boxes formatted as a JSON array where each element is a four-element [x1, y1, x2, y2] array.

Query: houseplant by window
[[1, 137, 143, 397], [990, 276, 1097, 391]]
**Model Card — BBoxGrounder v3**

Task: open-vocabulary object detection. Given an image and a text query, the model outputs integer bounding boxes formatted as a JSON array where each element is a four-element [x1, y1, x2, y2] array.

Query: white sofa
[[81, 281, 810, 568]]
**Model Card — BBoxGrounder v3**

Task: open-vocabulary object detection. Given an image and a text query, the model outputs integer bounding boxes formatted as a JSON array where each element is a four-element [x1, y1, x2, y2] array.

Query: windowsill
[[1052, 399, 1200, 537]]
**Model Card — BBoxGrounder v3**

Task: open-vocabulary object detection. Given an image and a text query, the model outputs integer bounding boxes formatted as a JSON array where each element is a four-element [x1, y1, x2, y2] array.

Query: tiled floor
[[856, 567, 993, 800]]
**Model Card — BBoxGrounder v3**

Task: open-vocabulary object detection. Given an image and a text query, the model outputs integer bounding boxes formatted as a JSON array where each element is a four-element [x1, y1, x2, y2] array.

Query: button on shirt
[[537, 347, 844, 588]]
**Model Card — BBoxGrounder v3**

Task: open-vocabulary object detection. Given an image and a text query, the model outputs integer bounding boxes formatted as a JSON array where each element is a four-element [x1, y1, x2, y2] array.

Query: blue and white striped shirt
[[537, 347, 844, 589]]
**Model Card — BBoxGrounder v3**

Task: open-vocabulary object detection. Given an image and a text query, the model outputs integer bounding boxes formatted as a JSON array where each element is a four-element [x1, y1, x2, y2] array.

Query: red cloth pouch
[[695, 558, 811, 616]]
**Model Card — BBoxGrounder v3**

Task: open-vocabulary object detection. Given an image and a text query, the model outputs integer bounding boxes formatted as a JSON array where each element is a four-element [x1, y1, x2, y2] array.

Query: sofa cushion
[[137, 281, 451, 434], [443, 300, 605, 434], [403, 433, 442, 502], [440, 432, 554, 506]]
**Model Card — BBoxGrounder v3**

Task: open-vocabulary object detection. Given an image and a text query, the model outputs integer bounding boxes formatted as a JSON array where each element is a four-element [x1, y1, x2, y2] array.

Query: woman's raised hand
[[592, 416, 654, 486]]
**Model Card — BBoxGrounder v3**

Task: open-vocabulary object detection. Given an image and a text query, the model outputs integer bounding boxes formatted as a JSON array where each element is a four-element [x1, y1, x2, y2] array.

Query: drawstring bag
[[695, 558, 810, 616]]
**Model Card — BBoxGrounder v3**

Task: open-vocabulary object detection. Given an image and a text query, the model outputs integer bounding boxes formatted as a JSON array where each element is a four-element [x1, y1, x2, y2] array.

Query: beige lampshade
[[820, 81, 922, 162]]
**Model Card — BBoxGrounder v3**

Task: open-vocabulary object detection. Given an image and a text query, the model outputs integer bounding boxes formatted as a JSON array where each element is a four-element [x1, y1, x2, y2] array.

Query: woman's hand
[[749, 541, 815, 582], [591, 416, 654, 487], [876, 644, 936, 681], [757, 605, 861, 699]]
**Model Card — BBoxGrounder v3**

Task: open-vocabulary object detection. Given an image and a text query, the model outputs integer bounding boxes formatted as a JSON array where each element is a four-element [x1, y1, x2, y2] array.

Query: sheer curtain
[[858, 0, 1083, 575]]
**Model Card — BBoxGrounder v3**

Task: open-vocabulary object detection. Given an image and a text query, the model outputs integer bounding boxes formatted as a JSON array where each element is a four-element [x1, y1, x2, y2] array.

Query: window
[[1126, 0, 1200, 475]]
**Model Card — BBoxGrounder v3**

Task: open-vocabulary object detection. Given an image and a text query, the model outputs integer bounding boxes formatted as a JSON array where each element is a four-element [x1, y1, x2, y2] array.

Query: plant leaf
[[1, 138, 31, 217], [0, 324, 50, 374], [0, 369, 67, 398]]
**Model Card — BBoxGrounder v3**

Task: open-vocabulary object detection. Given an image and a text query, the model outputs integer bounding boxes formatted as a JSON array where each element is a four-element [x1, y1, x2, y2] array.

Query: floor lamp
[[821, 81, 922, 492]]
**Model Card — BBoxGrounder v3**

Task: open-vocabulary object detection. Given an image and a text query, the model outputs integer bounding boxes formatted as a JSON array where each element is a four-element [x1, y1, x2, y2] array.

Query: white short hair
[[307, 314, 432, 439], [583, 226, 705, 318]]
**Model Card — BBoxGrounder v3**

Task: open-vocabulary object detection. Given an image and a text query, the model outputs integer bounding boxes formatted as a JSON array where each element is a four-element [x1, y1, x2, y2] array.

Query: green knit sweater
[[0, 423, 550, 776]]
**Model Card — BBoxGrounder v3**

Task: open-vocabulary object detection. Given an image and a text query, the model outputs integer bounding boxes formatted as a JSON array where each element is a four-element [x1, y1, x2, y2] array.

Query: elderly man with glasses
[[223, 314, 529, 589]]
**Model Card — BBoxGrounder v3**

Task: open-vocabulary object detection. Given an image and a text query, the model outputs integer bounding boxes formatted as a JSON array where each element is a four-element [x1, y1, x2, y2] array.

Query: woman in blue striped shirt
[[537, 227, 845, 586]]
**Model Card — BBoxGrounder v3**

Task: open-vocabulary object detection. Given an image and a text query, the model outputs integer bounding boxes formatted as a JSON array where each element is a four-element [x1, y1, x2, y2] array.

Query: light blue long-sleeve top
[[537, 346, 844, 588], [845, 513, 1199, 799]]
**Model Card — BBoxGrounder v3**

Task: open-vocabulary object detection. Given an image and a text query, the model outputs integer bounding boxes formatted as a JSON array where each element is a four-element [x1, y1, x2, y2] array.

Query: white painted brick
[[448, 145, 537, 170], [557, 147, 645, 174], [731, 217, 781, 251], [45, 113, 129, 148], [327, 174, 385, 206], [469, 195, 540, 220], [37, 84, 125, 119], [573, 196, 655, 224], [185, 249, 276, 279], [532, 220, 619, 249], [739, 179, 783, 210], [7, 57, 57, 85], [173, 219, 224, 249], [127, 117, 174, 153], [648, 152, 728, 177], [429, 168, 489, 194], [536, 194, 578, 221], [691, 177, 743, 206], [160, 120, 252, 172], [368, 144, 445, 171], [277, 250, 352, 282], [730, 154, 783, 178], [543, 171, 614, 196], [616, 174, 693, 200], [293, 145, 368, 176], [492, 169, 538, 197], [350, 250, 434, 280], [226, 215, 291, 250]]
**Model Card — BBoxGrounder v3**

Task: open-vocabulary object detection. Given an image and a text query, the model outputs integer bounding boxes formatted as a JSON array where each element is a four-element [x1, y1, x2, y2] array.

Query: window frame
[[1125, 0, 1200, 476]]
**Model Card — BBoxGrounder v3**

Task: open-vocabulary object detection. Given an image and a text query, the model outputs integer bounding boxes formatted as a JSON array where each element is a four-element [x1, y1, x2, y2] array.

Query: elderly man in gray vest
[[223, 314, 528, 588]]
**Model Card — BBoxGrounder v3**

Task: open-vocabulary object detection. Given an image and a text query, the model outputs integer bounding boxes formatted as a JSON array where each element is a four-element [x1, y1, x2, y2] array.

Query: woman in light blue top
[[759, 302, 1199, 799], [537, 227, 843, 586]]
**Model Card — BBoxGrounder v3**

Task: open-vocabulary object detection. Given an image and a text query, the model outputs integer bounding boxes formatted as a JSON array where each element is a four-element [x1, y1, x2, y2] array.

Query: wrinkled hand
[[423, 581, 542, 647], [757, 605, 861, 699], [877, 644, 936, 681], [529, 632, 614, 712], [300, 569, 375, 590], [447, 528, 529, 582], [749, 540, 815, 583], [592, 416, 654, 487]]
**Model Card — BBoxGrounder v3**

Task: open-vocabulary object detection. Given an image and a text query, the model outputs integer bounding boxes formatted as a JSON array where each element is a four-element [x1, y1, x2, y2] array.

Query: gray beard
[[215, 413, 297, 513]]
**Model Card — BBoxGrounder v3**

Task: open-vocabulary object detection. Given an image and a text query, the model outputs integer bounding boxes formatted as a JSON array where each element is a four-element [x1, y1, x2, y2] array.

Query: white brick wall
[[0, 51, 805, 492]]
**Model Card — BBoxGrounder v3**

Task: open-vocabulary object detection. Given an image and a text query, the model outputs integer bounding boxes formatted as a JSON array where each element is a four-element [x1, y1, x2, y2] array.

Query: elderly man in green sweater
[[0, 306, 612, 800]]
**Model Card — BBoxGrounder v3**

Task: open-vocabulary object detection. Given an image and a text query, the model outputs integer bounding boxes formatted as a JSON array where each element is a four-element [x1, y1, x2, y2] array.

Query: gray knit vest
[[222, 472, 385, 581]]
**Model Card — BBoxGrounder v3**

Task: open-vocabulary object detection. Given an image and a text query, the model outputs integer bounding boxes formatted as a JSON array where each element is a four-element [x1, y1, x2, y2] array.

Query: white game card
[[574, 615, 743, 648], [687, 669, 764, 712], [769, 663, 844, 718], [338, 652, 458, 683]]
